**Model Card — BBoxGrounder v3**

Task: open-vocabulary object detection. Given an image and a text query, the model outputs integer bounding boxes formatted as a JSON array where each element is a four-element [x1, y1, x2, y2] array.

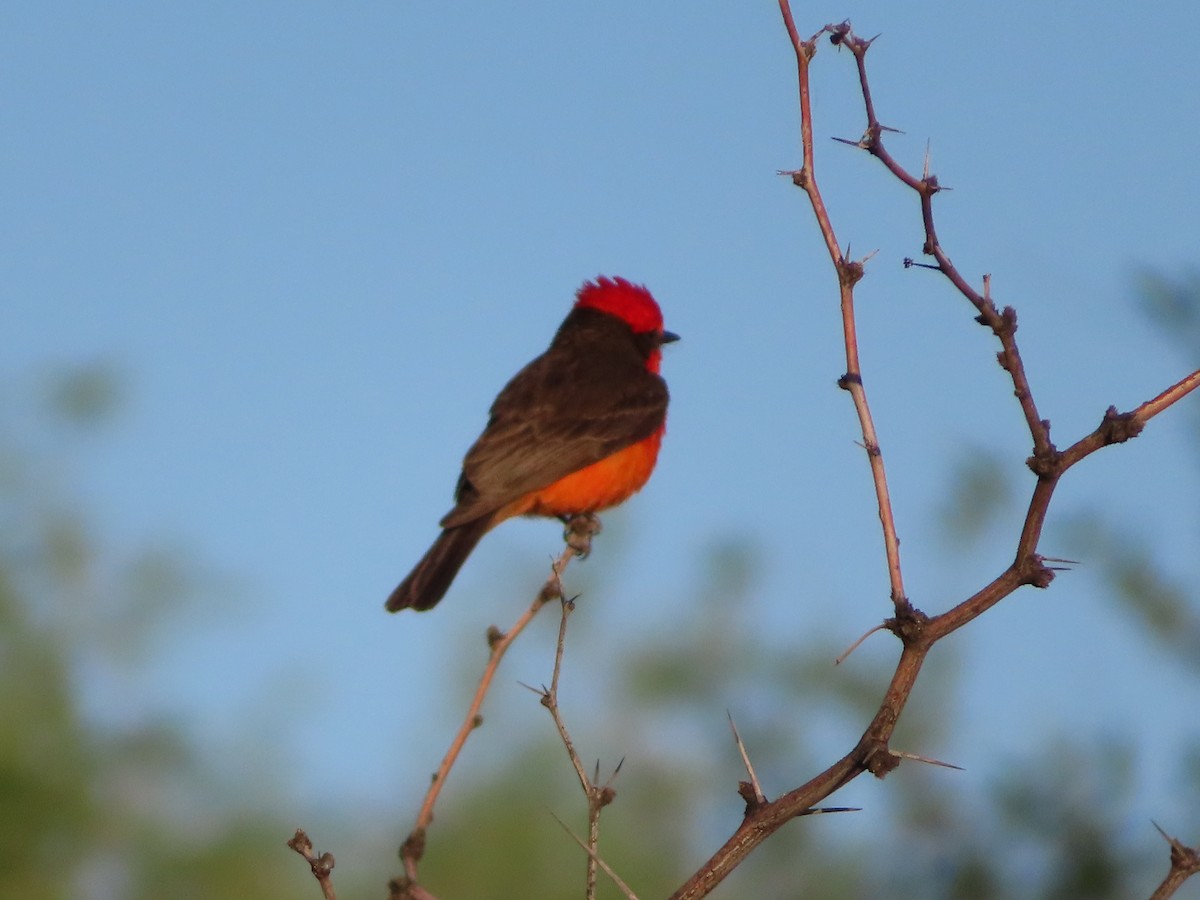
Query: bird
[[386, 276, 677, 611]]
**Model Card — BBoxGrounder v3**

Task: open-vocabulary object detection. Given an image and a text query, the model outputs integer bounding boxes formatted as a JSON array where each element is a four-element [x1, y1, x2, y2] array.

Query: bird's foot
[[562, 513, 602, 558]]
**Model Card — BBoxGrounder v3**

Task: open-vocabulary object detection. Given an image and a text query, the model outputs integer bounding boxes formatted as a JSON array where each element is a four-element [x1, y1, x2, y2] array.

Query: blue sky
[[6, 0, 1200, 856]]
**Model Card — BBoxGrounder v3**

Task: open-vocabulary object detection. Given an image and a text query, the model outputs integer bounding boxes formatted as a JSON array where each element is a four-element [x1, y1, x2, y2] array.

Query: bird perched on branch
[[386, 276, 678, 612]]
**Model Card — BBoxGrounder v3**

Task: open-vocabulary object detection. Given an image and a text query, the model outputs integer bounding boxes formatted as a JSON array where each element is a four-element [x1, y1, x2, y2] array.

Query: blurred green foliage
[[0, 365, 323, 899]]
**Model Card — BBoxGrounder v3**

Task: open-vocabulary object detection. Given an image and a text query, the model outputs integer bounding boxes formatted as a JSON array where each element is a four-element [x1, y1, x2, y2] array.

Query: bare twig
[[546, 594, 592, 793], [537, 589, 623, 899], [397, 541, 578, 885], [779, 5, 908, 613], [287, 829, 338, 900]]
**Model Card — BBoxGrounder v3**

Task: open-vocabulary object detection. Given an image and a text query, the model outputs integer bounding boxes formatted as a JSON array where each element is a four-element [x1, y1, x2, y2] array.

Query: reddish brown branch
[[667, 10, 1200, 899], [779, 4, 907, 610], [840, 29, 1053, 458]]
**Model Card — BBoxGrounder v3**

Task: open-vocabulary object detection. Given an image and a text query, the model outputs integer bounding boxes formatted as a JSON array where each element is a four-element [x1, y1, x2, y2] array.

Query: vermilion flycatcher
[[386, 276, 677, 611]]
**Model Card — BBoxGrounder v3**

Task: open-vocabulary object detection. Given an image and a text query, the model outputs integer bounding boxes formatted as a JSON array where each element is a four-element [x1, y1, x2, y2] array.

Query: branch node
[[737, 780, 767, 815], [840, 258, 866, 287], [885, 602, 929, 648], [1019, 554, 1056, 589], [999, 305, 1019, 333], [1025, 444, 1060, 479], [400, 827, 426, 864], [827, 20, 852, 46], [539, 578, 563, 605], [563, 512, 602, 558], [861, 739, 901, 778], [288, 828, 338, 897], [1098, 404, 1145, 445], [592, 783, 619, 811]]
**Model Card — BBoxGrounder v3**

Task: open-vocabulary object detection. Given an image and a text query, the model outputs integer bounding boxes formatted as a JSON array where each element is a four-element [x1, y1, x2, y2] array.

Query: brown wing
[[440, 310, 669, 527]]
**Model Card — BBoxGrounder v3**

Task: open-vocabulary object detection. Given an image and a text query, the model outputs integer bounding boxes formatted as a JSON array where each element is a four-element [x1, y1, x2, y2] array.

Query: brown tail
[[386, 517, 492, 612]]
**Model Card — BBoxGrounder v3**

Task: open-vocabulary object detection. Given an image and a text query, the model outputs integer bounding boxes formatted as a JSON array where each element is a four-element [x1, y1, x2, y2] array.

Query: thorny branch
[[531, 593, 628, 900], [388, 528, 592, 897], [778, 3, 907, 612], [667, 7, 1200, 899]]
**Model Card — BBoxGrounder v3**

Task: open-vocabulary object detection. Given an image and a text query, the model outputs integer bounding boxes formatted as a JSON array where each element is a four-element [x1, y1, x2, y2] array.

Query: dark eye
[[634, 331, 662, 357]]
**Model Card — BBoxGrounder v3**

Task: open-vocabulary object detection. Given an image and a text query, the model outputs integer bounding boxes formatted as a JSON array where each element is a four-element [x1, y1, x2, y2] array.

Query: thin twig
[[1133, 369, 1200, 423], [287, 829, 338, 900], [779, 2, 908, 611], [538, 587, 623, 899], [839, 29, 1053, 462], [398, 542, 576, 882], [547, 595, 592, 792], [544, 595, 599, 897]]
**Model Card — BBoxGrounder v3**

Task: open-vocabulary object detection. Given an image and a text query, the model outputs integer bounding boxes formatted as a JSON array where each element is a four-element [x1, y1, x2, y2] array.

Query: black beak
[[659, 330, 681, 345]]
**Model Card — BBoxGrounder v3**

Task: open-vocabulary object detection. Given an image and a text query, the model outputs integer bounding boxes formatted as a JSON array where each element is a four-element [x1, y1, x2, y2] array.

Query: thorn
[[607, 756, 626, 784], [1041, 556, 1078, 572], [923, 139, 932, 179], [835, 623, 887, 665], [890, 748, 964, 771], [799, 806, 861, 816], [517, 680, 551, 702], [902, 257, 941, 271], [727, 711, 767, 806]]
